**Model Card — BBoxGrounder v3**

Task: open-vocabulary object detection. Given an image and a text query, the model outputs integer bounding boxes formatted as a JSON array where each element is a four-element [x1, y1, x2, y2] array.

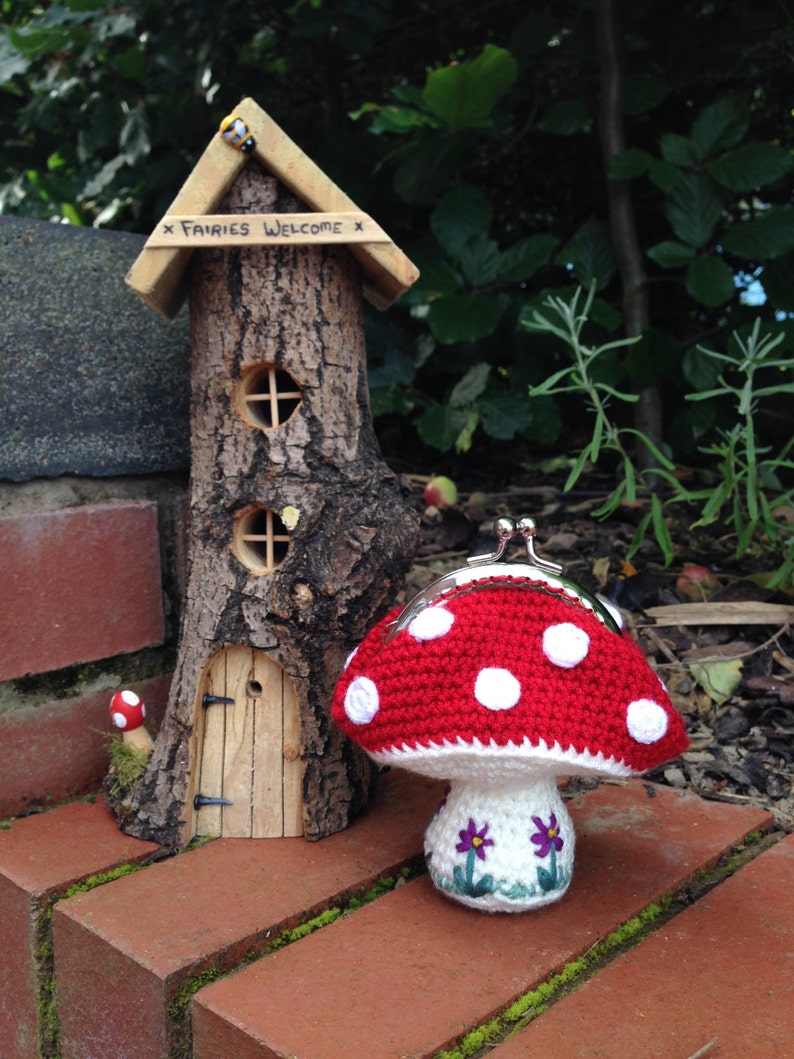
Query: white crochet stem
[[424, 774, 575, 913]]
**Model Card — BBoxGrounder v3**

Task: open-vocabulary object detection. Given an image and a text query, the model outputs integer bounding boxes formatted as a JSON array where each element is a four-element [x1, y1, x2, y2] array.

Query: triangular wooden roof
[[126, 98, 419, 318]]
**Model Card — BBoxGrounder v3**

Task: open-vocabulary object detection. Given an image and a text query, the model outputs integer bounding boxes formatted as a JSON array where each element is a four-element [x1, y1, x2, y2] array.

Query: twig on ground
[[684, 1036, 720, 1059]]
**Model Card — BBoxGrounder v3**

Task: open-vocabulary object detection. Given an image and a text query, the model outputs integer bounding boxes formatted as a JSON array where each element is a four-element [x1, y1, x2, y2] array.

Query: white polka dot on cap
[[542, 622, 590, 668], [408, 606, 455, 642], [626, 698, 669, 744], [474, 667, 522, 711], [344, 676, 380, 725]]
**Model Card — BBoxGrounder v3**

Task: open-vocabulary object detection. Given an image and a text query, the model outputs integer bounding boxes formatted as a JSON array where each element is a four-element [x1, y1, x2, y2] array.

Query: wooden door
[[194, 645, 303, 838]]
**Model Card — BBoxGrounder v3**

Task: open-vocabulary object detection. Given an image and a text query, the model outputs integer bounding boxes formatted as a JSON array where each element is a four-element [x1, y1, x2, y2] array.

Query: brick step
[[189, 781, 774, 1059], [0, 775, 777, 1059], [0, 770, 442, 1059], [0, 799, 161, 1059], [492, 830, 794, 1058], [0, 674, 171, 821]]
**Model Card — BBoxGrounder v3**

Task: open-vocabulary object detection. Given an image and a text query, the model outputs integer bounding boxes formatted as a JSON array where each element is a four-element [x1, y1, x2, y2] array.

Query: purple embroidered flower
[[530, 814, 564, 858], [456, 818, 494, 861]]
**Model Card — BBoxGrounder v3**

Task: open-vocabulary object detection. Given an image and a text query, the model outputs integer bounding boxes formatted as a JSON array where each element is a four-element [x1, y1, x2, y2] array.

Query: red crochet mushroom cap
[[332, 579, 688, 782]]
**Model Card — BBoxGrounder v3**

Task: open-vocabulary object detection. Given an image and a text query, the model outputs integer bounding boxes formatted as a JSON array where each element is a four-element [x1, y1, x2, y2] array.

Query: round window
[[237, 364, 302, 431], [232, 507, 290, 575]]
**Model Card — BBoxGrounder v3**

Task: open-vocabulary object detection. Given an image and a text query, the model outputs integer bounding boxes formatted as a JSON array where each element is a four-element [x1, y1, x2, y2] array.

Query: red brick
[[0, 674, 171, 820], [0, 799, 159, 1059], [190, 781, 772, 1059], [494, 832, 794, 1058], [0, 500, 164, 681], [51, 771, 444, 1059]]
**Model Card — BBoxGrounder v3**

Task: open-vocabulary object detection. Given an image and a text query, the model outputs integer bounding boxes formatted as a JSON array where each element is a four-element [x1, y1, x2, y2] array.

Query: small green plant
[[681, 319, 794, 586], [525, 287, 794, 585], [524, 284, 677, 564]]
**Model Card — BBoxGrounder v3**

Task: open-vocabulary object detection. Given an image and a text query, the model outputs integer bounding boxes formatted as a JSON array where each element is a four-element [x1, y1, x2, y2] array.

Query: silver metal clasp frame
[[383, 515, 620, 643], [467, 515, 563, 572]]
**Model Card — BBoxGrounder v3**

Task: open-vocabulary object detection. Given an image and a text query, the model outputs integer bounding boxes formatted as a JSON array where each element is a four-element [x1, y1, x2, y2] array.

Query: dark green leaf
[[648, 159, 681, 192], [449, 363, 491, 406], [608, 148, 653, 180], [0, 47, 30, 80], [423, 44, 517, 129], [368, 107, 437, 135], [368, 348, 415, 390], [459, 235, 501, 286], [8, 25, 79, 58], [557, 221, 615, 290], [67, 0, 112, 11], [516, 394, 560, 447], [760, 256, 794, 312], [650, 492, 675, 566], [426, 292, 506, 343], [417, 402, 472, 452], [660, 133, 698, 167], [623, 72, 670, 115], [402, 256, 461, 304], [479, 388, 533, 440], [430, 184, 492, 261], [114, 44, 146, 84], [499, 234, 559, 282], [369, 386, 416, 419], [721, 205, 794, 261], [666, 172, 723, 248], [647, 240, 695, 268], [690, 97, 748, 161], [392, 134, 474, 204], [683, 346, 723, 392], [537, 99, 591, 135], [587, 296, 623, 332], [626, 329, 682, 387], [708, 142, 793, 192], [686, 255, 736, 307]]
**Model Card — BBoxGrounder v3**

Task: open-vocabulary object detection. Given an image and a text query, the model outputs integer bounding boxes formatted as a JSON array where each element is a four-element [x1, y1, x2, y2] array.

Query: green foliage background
[[2, 0, 793, 507]]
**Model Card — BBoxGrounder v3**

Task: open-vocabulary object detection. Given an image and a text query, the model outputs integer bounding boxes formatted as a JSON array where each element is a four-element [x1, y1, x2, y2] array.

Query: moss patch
[[432, 824, 780, 1059], [107, 738, 150, 796], [434, 902, 668, 1059]]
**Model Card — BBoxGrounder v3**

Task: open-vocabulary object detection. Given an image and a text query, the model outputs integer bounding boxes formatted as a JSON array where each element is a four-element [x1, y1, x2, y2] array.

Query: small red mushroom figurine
[[109, 689, 154, 754], [332, 516, 688, 912]]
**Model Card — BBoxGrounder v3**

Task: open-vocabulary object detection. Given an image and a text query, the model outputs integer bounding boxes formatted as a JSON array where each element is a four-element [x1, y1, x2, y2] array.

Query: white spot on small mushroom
[[120, 689, 140, 706], [344, 676, 380, 725], [542, 622, 590, 668], [111, 712, 128, 730], [474, 667, 521, 711], [626, 699, 669, 744], [408, 606, 454, 642]]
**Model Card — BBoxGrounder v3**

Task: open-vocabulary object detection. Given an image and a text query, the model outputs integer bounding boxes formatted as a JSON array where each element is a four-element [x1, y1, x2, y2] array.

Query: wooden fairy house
[[116, 98, 420, 846]]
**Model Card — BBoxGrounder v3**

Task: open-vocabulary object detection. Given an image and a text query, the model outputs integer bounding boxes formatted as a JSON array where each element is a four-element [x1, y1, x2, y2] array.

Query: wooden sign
[[145, 212, 391, 248]]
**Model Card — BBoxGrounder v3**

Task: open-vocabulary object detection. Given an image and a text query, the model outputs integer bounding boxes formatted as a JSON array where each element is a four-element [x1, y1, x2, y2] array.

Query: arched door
[[193, 645, 303, 838]]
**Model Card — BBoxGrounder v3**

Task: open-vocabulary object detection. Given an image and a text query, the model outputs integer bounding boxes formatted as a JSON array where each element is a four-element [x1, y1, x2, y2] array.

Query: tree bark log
[[107, 162, 420, 845]]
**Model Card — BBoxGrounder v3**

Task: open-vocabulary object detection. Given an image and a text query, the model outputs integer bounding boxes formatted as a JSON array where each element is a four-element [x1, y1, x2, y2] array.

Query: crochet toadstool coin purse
[[332, 516, 688, 912]]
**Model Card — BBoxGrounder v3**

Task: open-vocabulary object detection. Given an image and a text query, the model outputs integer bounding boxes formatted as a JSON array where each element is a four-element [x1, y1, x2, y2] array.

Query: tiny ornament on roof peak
[[125, 97, 419, 319]]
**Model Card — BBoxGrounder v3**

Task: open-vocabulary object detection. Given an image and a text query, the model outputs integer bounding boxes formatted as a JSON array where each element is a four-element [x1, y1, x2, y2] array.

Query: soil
[[394, 469, 794, 833]]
